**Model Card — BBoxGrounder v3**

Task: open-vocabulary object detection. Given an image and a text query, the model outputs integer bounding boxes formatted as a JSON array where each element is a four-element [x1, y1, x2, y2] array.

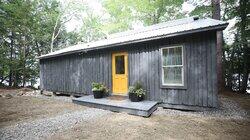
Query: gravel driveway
[[0, 108, 110, 140], [0, 89, 249, 140]]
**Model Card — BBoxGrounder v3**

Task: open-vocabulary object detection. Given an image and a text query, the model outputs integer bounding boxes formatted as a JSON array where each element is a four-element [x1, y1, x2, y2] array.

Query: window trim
[[160, 44, 187, 89]]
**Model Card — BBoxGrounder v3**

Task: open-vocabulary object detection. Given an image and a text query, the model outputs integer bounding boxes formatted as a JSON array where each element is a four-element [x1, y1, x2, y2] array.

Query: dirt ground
[[0, 88, 250, 140], [0, 96, 87, 128], [51, 112, 250, 140], [221, 91, 250, 118]]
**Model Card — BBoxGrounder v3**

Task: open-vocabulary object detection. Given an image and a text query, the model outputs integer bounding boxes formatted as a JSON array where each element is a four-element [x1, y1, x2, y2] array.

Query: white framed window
[[161, 45, 184, 86]]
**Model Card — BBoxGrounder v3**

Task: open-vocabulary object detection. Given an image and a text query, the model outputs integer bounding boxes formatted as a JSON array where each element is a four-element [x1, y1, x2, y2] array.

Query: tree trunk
[[239, 0, 249, 93], [13, 52, 18, 87], [51, 14, 61, 52], [22, 37, 27, 87], [22, 62, 26, 88], [216, 31, 224, 92], [212, 0, 224, 93], [227, 46, 235, 90], [35, 41, 41, 56], [237, 49, 241, 91], [9, 32, 14, 87]]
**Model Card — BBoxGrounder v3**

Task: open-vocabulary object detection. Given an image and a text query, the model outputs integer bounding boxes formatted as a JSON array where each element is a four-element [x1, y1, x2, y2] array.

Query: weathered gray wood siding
[[127, 31, 218, 107], [40, 31, 218, 107], [40, 51, 112, 95]]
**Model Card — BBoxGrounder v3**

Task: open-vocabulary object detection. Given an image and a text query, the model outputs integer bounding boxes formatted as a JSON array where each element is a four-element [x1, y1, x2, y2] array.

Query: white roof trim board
[[39, 17, 228, 59]]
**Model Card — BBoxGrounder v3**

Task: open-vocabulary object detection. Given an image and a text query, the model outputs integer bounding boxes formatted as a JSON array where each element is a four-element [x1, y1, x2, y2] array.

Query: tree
[[78, 11, 106, 43], [238, 0, 249, 93], [0, 0, 71, 87], [189, 0, 249, 93], [103, 0, 184, 34], [211, 0, 224, 92], [221, 0, 249, 93], [50, 1, 88, 52]]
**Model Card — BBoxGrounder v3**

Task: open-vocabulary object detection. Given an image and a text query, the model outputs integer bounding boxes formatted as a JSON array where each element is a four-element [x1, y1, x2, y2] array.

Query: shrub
[[128, 82, 146, 97], [92, 82, 109, 93]]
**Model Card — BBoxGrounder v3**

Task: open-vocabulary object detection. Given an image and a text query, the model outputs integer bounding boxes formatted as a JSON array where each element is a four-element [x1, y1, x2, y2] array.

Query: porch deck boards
[[72, 95, 158, 117]]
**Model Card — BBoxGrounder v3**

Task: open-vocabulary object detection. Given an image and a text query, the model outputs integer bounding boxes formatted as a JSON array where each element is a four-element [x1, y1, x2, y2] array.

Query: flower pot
[[93, 91, 104, 99], [129, 92, 143, 102]]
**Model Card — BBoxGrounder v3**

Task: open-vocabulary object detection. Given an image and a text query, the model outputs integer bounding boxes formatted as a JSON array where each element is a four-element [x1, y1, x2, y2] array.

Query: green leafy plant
[[128, 82, 146, 97], [91, 82, 109, 93]]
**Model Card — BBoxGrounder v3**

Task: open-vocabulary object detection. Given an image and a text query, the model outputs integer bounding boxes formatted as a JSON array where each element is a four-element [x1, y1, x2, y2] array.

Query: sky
[[59, 0, 235, 45], [59, 0, 104, 32]]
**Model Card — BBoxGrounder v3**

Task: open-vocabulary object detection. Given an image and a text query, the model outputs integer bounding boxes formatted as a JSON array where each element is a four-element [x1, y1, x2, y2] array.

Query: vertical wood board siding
[[40, 31, 218, 107]]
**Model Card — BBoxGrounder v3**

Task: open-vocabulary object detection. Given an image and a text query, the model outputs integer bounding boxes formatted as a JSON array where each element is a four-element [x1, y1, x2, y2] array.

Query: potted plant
[[128, 82, 146, 102], [92, 82, 109, 99]]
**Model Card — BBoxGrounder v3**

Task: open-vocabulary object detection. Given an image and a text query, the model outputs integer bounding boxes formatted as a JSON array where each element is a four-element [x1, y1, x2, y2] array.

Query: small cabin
[[38, 17, 228, 110]]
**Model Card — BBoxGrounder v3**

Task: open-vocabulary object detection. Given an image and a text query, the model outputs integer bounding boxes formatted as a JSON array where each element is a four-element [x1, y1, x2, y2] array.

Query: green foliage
[[92, 82, 109, 93], [102, 0, 184, 34], [128, 82, 146, 97], [189, 0, 249, 92], [189, 0, 239, 19], [134, 82, 143, 90], [222, 0, 249, 92], [78, 11, 106, 43], [0, 0, 71, 87], [0, 0, 248, 93], [190, 5, 212, 18]]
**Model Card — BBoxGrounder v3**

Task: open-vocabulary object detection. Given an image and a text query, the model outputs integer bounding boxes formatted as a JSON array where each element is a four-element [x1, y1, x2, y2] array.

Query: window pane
[[163, 67, 182, 85], [174, 47, 182, 65], [162, 47, 182, 66], [169, 48, 174, 65], [115, 55, 125, 74], [162, 49, 168, 66]]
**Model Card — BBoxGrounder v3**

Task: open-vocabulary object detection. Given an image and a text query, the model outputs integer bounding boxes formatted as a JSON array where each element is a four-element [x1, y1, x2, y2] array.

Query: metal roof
[[38, 17, 228, 59]]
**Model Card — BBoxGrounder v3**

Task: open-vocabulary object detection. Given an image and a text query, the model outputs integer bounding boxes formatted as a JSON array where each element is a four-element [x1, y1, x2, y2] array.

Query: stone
[[5, 94, 13, 99], [43, 91, 53, 96]]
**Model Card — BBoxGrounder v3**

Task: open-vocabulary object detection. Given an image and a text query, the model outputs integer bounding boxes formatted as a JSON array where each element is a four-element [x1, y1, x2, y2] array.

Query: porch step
[[72, 95, 158, 117]]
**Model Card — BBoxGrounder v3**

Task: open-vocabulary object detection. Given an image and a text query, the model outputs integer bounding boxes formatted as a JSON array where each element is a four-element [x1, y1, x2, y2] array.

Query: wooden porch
[[72, 95, 158, 117]]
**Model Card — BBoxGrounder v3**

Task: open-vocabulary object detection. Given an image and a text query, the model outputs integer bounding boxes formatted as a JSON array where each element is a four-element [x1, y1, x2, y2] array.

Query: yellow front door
[[112, 52, 128, 95]]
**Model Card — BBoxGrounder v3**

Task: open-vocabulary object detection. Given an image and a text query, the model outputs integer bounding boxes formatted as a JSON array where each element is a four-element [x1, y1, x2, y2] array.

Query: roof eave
[[38, 23, 228, 60]]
